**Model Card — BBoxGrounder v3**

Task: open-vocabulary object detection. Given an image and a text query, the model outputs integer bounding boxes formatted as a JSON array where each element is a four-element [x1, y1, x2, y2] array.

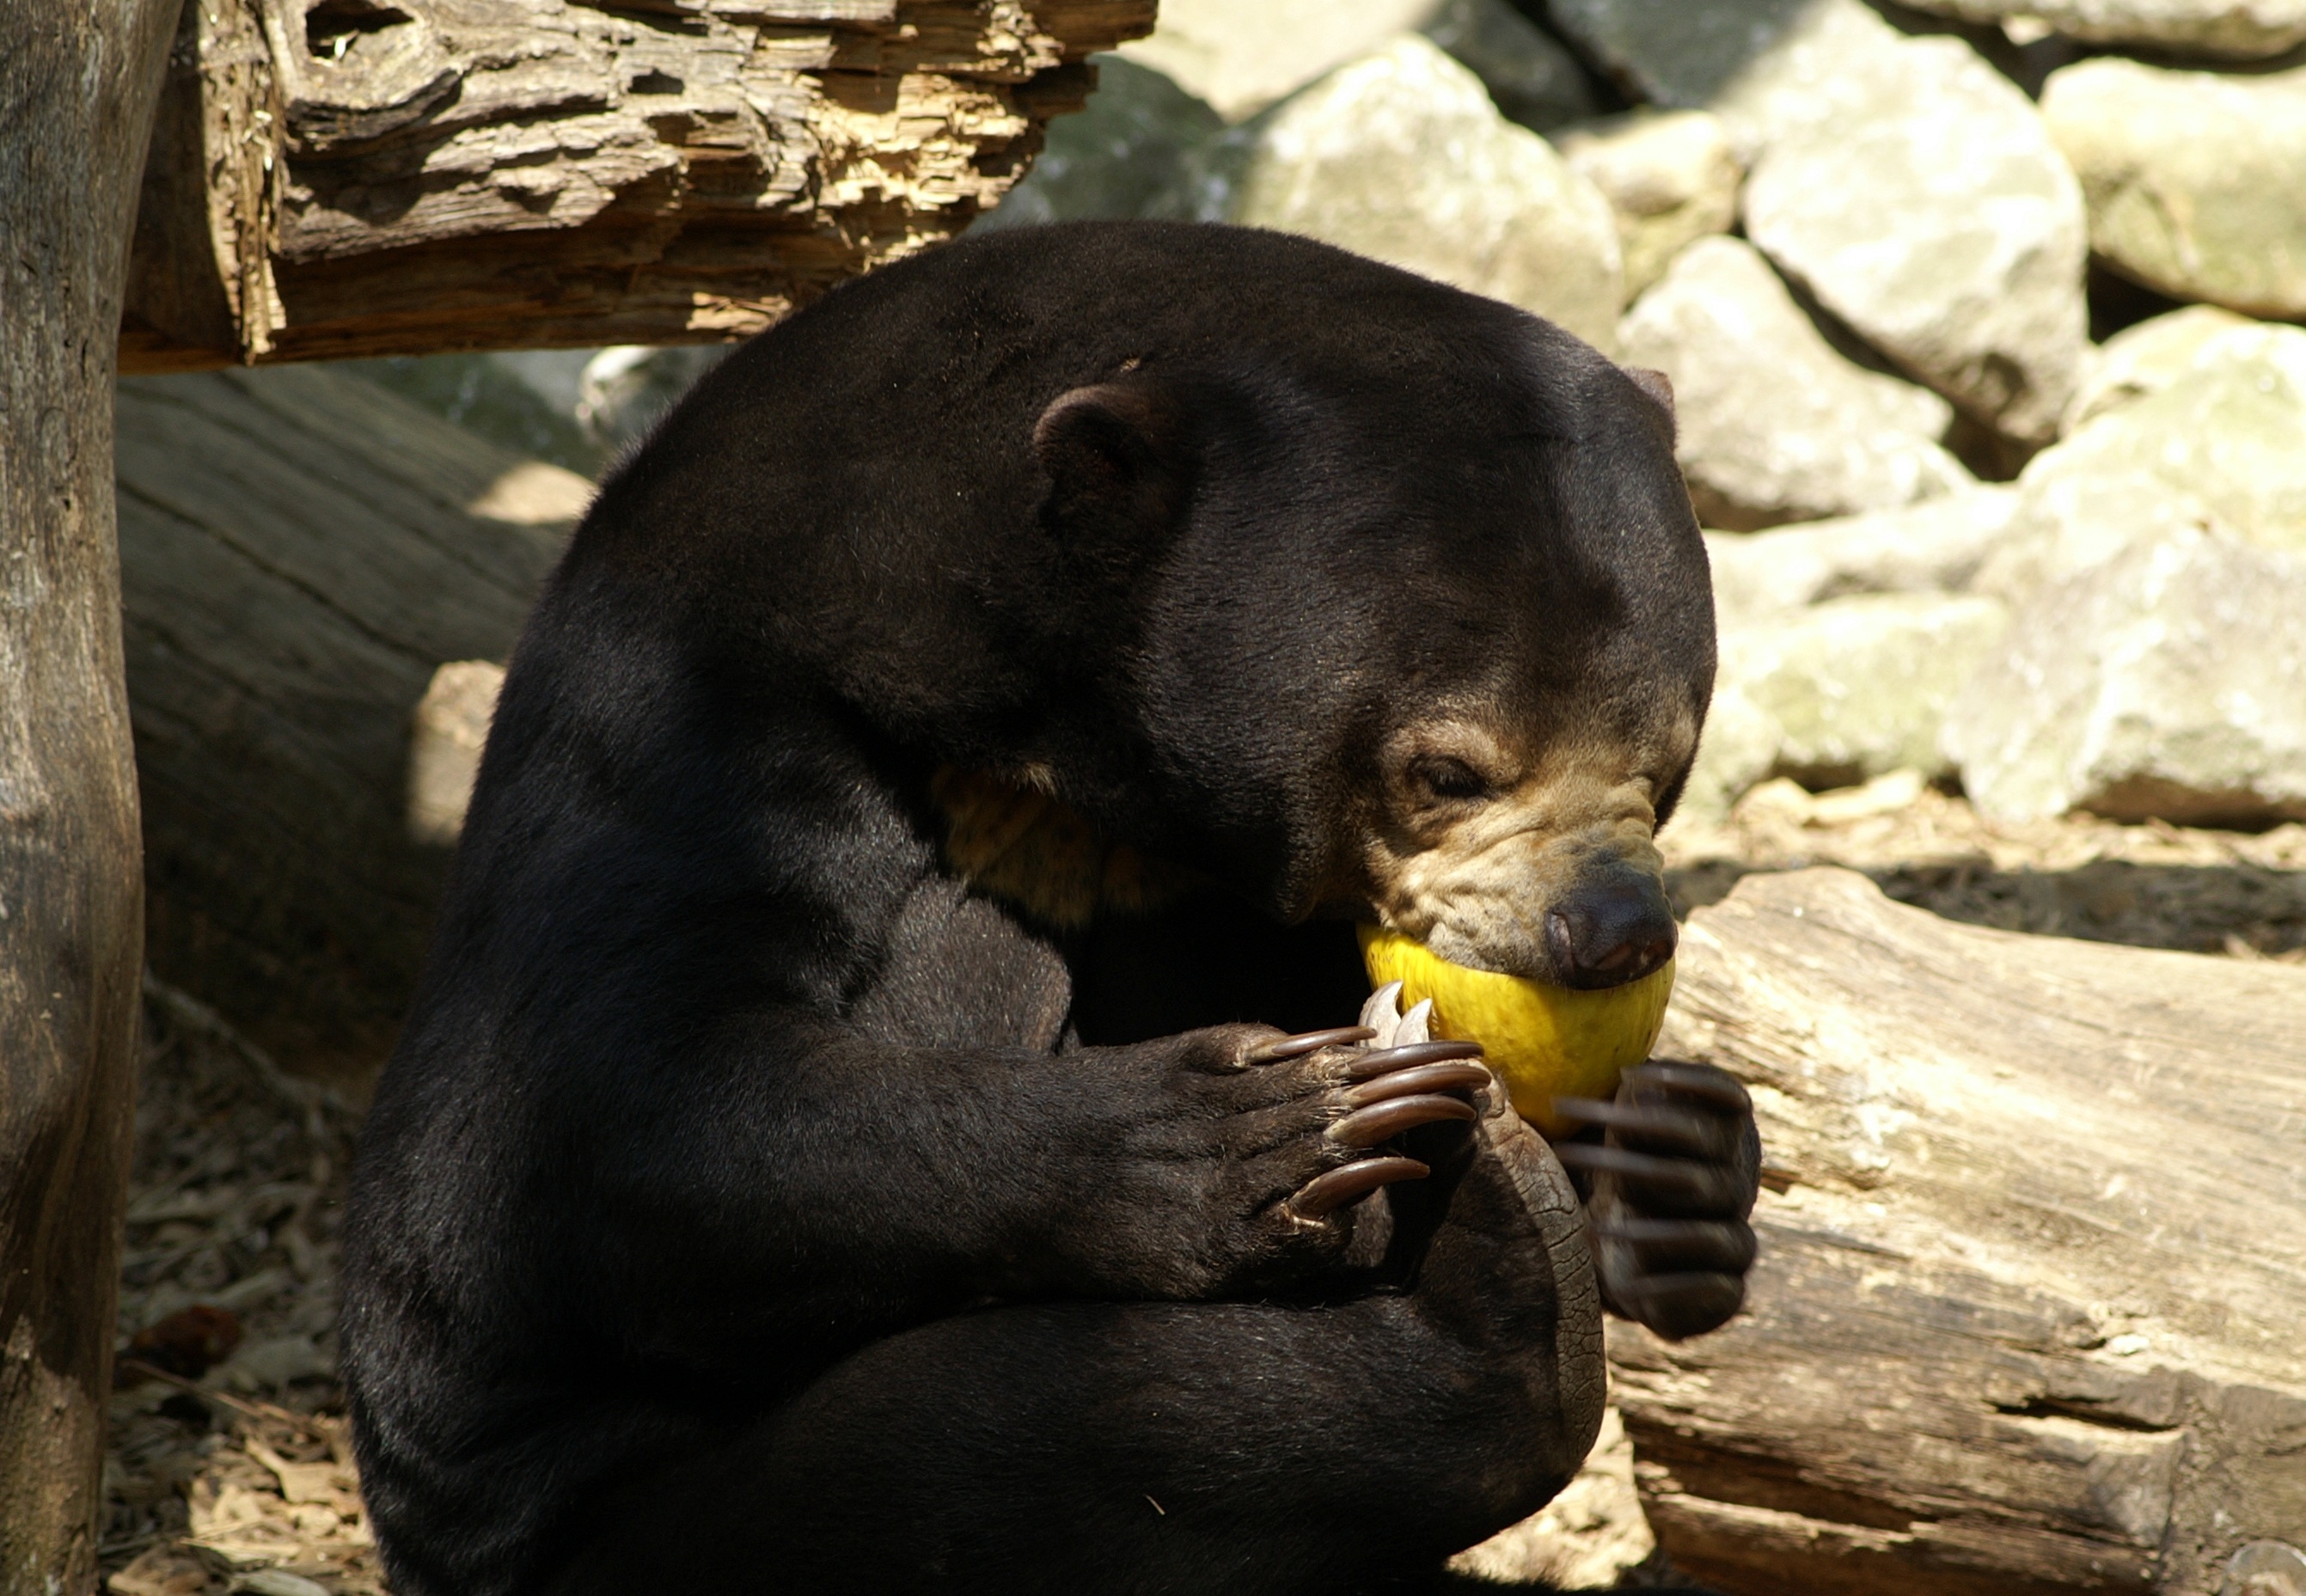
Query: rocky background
[[102, 3, 2306, 1593], [364, 0, 2306, 857], [992, 0, 2306, 845]]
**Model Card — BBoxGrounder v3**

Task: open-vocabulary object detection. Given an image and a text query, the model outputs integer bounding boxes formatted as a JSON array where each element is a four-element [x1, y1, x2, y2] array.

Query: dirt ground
[[97, 781, 2306, 1594]]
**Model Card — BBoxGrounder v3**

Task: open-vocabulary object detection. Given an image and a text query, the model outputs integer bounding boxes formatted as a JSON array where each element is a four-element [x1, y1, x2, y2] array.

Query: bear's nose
[[1543, 874, 1677, 991]]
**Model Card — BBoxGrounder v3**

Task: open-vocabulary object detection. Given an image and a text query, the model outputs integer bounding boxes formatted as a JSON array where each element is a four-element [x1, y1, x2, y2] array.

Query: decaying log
[[119, 0, 1154, 370], [1622, 867, 2306, 1596], [0, 0, 180, 1586], [116, 364, 579, 1088]]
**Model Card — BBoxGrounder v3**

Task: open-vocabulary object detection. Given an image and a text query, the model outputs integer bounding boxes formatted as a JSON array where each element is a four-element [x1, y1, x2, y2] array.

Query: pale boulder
[[1227, 36, 1623, 352], [1113, 0, 1440, 121], [1704, 487, 2019, 627], [2045, 58, 2306, 321], [1680, 681, 1785, 825], [1547, 0, 2087, 438], [1946, 530, 2306, 828], [1618, 236, 1970, 530], [2062, 303, 2251, 433], [1115, 0, 1595, 126], [1898, 0, 2306, 60], [1557, 111, 1740, 301], [1741, 34, 2088, 443], [1978, 327, 2306, 603], [1722, 592, 2010, 787]]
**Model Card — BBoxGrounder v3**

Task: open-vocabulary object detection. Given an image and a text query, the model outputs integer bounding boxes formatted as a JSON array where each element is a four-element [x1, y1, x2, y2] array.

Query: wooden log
[[115, 364, 580, 1089], [1619, 867, 2306, 1596], [118, 0, 1155, 370], [0, 1, 181, 1589]]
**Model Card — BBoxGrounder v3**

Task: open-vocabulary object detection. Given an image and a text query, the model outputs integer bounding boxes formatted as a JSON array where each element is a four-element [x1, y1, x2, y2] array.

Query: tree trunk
[[118, 0, 1156, 370], [0, 3, 182, 1591], [1623, 867, 2306, 1596], [116, 364, 576, 1092]]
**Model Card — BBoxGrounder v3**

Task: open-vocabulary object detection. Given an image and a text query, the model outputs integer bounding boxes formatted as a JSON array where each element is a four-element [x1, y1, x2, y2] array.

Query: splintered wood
[[1627, 867, 2306, 1596], [120, 0, 1155, 369]]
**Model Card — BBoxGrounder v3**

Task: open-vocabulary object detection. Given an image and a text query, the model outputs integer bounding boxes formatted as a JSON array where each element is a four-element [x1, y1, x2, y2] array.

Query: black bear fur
[[341, 220, 1752, 1596]]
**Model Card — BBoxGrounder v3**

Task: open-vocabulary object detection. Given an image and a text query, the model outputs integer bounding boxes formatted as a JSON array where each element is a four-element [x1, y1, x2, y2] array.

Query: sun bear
[[342, 220, 1758, 1596]]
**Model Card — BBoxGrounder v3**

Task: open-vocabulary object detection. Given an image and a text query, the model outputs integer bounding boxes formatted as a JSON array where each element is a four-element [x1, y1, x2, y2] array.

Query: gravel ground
[[98, 785, 2306, 1594]]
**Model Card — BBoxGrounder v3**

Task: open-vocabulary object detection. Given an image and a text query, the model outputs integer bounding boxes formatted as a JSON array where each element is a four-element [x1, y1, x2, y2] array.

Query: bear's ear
[[1032, 380, 1184, 526], [1626, 366, 1676, 443]]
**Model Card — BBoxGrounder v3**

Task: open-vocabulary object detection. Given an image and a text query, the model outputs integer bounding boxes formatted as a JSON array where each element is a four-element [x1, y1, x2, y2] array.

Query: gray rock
[[976, 55, 1225, 230], [1946, 530, 2306, 827], [1548, 0, 2088, 439], [1110, 0, 1592, 127], [1619, 236, 1971, 529], [1544, 0, 1909, 157], [1741, 34, 2088, 443], [2063, 303, 2251, 433], [1419, 0, 1603, 132], [1227, 36, 1623, 352], [1722, 591, 2010, 787], [1978, 327, 2306, 602], [1704, 486, 2020, 627], [1680, 681, 1785, 824], [1557, 111, 1741, 301], [1897, 0, 2306, 59], [1111, 0, 1438, 121], [2045, 58, 2306, 321]]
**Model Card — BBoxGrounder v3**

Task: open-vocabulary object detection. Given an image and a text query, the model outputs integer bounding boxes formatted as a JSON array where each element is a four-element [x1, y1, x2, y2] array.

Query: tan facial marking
[[1354, 713, 1695, 979]]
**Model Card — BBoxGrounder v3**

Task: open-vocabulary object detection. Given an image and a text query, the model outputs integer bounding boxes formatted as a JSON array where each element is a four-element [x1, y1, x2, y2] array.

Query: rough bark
[[0, 3, 182, 1591], [116, 364, 575, 1091], [118, 0, 1156, 370], [1621, 867, 2306, 1596]]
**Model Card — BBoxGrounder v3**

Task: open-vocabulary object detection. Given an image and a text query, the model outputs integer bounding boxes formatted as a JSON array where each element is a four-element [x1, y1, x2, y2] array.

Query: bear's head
[[998, 239, 1711, 994]]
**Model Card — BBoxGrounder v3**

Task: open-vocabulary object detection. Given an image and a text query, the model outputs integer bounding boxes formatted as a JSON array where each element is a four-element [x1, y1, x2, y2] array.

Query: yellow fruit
[[1358, 926, 1674, 1136]]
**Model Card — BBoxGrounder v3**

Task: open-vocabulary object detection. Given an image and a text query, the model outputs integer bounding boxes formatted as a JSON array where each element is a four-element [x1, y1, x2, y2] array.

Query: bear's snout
[[1540, 864, 1677, 990]]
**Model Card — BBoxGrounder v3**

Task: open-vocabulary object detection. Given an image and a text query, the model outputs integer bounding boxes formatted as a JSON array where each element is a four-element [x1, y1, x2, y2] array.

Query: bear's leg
[[540, 1102, 1602, 1596]]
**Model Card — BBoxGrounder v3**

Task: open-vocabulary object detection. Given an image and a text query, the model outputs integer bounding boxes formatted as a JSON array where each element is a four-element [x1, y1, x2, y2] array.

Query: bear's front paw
[[1263, 1010, 1494, 1217], [1551, 1061, 1760, 1341], [1073, 1020, 1493, 1300]]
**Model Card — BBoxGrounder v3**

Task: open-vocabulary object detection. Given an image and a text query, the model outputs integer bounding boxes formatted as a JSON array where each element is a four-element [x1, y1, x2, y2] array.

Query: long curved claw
[[1328, 1093, 1479, 1148], [1343, 1061, 1493, 1108], [1341, 1039, 1484, 1082], [1245, 1025, 1377, 1064], [1287, 1155, 1430, 1219]]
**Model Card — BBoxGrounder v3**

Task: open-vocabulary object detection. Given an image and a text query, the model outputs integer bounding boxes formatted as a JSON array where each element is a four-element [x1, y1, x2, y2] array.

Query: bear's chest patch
[[930, 767, 1203, 931]]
